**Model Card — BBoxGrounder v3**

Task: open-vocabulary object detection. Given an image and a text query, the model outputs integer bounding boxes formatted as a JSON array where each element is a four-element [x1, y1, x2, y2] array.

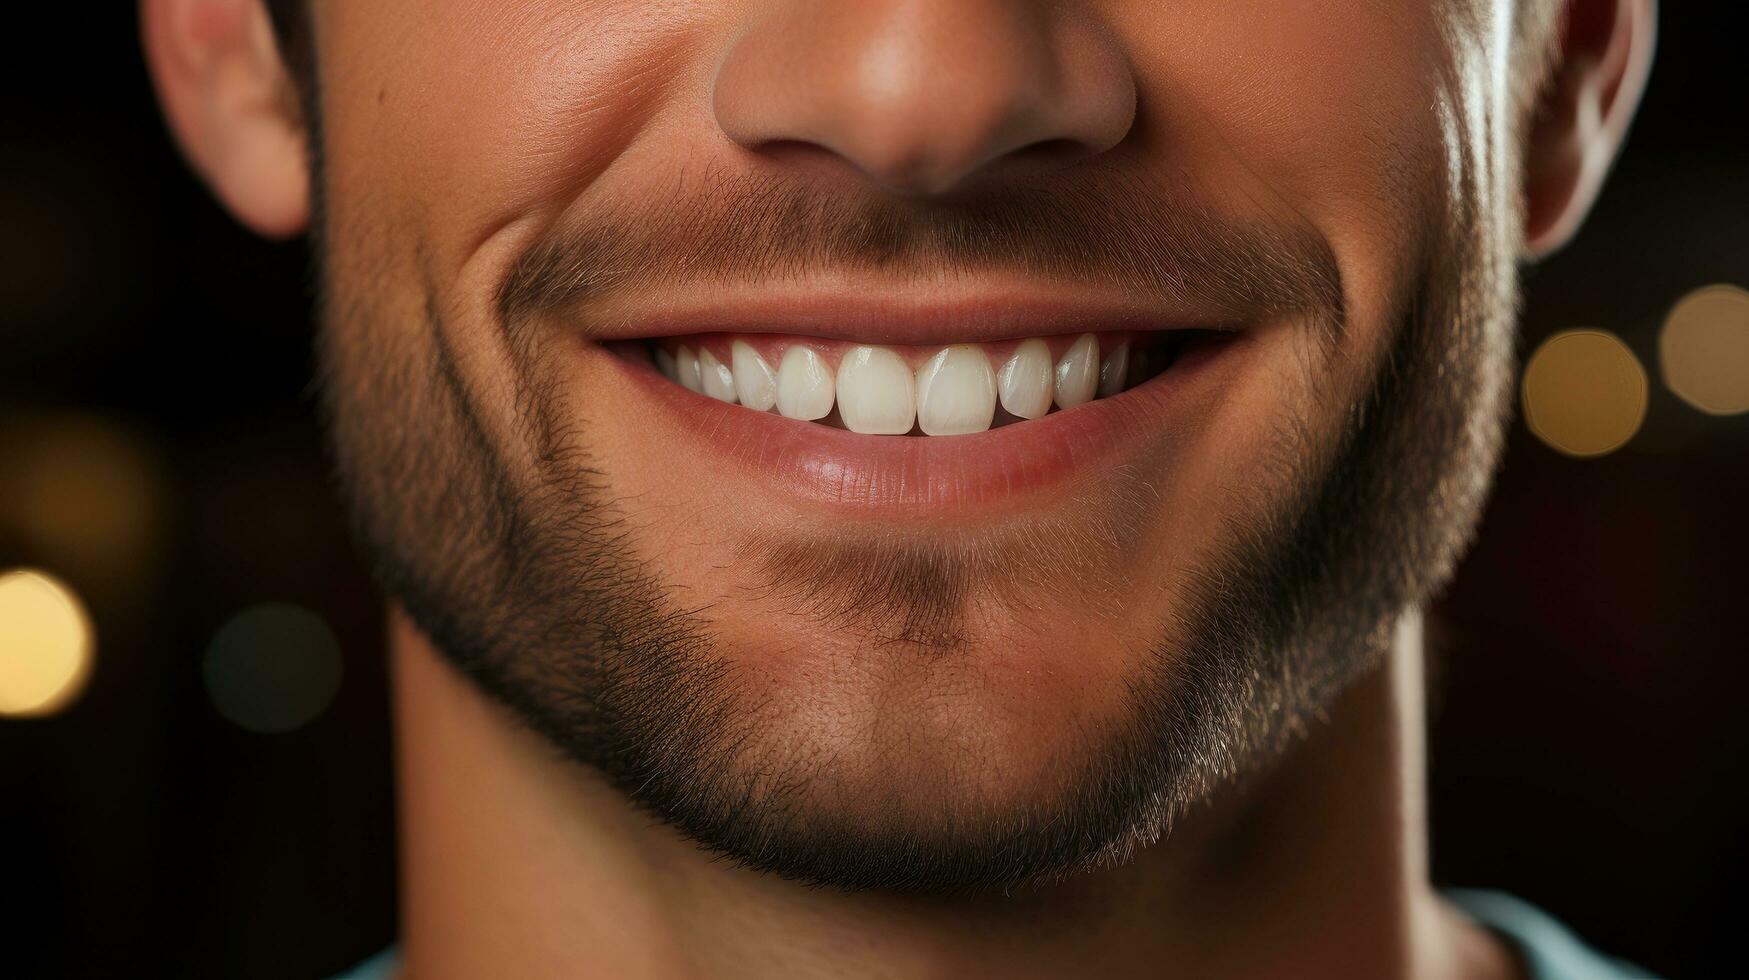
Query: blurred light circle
[[8, 415, 165, 591], [1521, 329, 1648, 458], [0, 569, 96, 718], [1659, 283, 1749, 415], [203, 604, 343, 734]]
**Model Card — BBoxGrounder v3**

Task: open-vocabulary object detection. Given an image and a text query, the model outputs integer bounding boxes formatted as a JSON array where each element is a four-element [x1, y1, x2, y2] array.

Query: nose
[[713, 0, 1137, 196]]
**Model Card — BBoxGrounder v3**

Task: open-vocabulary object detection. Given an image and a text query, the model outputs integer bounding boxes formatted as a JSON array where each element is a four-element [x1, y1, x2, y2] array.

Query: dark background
[[3, 6, 1744, 978]]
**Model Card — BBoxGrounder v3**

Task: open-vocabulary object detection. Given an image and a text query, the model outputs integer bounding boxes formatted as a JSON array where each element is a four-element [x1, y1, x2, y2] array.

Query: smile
[[631, 330, 1206, 435], [590, 297, 1250, 512]]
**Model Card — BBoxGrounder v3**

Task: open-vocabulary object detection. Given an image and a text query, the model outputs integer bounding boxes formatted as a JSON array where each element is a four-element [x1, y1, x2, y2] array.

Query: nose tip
[[714, 1, 1136, 196]]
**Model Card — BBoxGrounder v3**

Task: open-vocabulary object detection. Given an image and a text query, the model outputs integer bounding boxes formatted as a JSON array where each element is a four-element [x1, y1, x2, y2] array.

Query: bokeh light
[[0, 569, 96, 718], [3, 415, 166, 596], [1522, 329, 1649, 458], [203, 604, 343, 734], [1659, 283, 1749, 416]]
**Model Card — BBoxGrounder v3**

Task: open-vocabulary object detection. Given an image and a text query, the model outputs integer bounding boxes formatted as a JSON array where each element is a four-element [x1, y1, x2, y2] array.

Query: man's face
[[313, 0, 1527, 890]]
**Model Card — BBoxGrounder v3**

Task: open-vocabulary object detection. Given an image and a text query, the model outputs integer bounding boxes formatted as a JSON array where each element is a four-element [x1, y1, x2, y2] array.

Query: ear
[[1521, 0, 1655, 259], [141, 0, 309, 238]]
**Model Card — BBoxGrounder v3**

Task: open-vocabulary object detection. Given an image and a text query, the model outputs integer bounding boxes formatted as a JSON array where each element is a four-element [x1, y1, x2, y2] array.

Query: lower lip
[[607, 333, 1247, 515]]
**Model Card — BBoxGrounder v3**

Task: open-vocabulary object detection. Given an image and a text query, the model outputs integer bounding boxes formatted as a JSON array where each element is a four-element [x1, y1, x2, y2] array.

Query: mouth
[[588, 299, 1249, 513], [610, 329, 1216, 435]]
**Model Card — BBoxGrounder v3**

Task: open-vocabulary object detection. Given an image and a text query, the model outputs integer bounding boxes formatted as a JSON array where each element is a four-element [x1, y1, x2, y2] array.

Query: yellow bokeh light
[[1660, 283, 1749, 416], [0, 568, 96, 718], [1522, 329, 1648, 458], [4, 415, 165, 593]]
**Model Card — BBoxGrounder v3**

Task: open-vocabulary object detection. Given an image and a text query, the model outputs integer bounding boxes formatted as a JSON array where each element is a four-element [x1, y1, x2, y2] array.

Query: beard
[[314, 154, 1515, 894]]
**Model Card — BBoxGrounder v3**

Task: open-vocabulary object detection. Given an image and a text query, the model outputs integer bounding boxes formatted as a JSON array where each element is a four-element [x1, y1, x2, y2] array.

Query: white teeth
[[1053, 334, 1099, 410], [731, 341, 777, 411], [776, 346, 835, 421], [676, 346, 704, 394], [1098, 341, 1129, 398], [997, 338, 1053, 420], [916, 345, 996, 435], [836, 345, 917, 434], [698, 348, 737, 403], [665, 334, 1130, 431]]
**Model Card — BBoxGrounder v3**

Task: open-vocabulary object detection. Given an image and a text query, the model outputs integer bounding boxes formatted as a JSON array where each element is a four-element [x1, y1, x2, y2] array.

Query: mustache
[[496, 166, 1346, 333]]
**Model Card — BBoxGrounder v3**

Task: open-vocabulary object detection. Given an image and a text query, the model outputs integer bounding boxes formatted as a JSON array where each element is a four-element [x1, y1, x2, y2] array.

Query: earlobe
[[142, 0, 310, 239], [1520, 0, 1655, 259]]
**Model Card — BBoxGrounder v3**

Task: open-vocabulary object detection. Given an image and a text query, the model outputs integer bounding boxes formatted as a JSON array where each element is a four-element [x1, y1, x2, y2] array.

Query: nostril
[[1005, 137, 1098, 169], [713, 2, 1137, 196], [742, 138, 846, 164]]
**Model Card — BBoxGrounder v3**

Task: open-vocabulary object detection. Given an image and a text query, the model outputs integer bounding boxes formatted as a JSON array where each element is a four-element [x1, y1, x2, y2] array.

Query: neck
[[391, 610, 1511, 979]]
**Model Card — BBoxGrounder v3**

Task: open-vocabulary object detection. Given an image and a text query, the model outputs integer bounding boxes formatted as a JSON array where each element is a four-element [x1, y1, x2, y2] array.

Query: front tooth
[[836, 346, 916, 434], [676, 346, 704, 393], [731, 341, 777, 411], [698, 348, 737, 403], [997, 338, 1052, 419], [1097, 341, 1130, 398], [776, 346, 835, 421], [655, 347, 678, 382], [916, 346, 996, 435], [1054, 334, 1099, 409]]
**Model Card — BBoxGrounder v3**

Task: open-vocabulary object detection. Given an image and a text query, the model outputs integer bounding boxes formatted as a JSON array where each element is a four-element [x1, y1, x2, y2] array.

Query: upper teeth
[[997, 338, 1053, 420], [917, 346, 997, 436], [775, 345, 835, 421], [657, 334, 1137, 435], [1052, 333, 1101, 410], [731, 340, 778, 410], [698, 348, 737, 403], [836, 345, 916, 435]]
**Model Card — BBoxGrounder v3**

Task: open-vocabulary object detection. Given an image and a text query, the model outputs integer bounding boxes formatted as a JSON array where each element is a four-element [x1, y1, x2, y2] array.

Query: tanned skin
[[144, 0, 1652, 976]]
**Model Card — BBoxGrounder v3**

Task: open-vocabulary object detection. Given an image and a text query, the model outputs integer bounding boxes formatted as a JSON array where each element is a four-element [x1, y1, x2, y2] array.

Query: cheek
[[1093, 4, 1471, 586], [1118, 0, 1455, 362], [317, 0, 732, 489], [319, 0, 716, 272]]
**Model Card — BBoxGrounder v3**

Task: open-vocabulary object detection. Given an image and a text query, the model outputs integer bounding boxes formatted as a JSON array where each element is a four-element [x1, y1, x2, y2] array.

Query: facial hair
[[315, 156, 1513, 895]]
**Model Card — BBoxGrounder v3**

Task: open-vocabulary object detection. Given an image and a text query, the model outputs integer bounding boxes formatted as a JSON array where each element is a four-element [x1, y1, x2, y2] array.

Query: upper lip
[[568, 276, 1240, 347]]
